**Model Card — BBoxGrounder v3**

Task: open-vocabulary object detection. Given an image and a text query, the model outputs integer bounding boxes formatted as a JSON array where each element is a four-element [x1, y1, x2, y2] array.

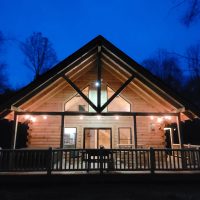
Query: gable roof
[[0, 35, 200, 119]]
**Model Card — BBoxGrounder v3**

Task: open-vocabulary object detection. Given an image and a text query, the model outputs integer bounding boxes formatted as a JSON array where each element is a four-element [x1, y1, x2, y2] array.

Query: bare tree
[[20, 32, 57, 79], [182, 0, 200, 26], [186, 43, 200, 79], [183, 43, 200, 106], [0, 31, 8, 93], [172, 0, 200, 26], [142, 49, 183, 91]]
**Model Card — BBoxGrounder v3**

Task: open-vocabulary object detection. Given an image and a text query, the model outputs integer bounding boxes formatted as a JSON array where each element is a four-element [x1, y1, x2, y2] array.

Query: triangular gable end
[[0, 35, 199, 119]]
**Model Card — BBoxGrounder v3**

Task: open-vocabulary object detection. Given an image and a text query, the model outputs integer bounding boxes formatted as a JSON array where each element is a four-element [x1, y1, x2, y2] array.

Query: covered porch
[[11, 111, 184, 150]]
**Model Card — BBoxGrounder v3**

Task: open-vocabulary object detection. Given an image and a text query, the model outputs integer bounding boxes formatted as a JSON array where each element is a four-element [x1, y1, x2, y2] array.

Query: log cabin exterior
[[0, 35, 199, 152]]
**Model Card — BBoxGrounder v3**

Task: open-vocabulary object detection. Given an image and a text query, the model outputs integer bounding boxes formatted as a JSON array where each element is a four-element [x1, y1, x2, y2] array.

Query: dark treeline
[[0, 32, 200, 107], [142, 47, 200, 108]]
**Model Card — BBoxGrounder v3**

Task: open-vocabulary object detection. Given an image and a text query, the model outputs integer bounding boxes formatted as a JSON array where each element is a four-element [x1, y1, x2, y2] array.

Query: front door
[[84, 128, 112, 149]]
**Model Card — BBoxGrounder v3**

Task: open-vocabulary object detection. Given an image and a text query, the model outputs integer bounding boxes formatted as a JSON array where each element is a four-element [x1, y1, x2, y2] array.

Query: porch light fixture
[[79, 115, 83, 120], [150, 116, 154, 120], [157, 117, 163, 123], [164, 116, 171, 120], [25, 115, 30, 120], [30, 117, 36, 122], [43, 115, 47, 120], [95, 81, 100, 87], [97, 115, 101, 120], [115, 116, 119, 120]]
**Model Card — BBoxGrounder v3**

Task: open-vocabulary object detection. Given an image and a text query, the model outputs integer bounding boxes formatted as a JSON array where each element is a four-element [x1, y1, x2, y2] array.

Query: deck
[[0, 148, 200, 174]]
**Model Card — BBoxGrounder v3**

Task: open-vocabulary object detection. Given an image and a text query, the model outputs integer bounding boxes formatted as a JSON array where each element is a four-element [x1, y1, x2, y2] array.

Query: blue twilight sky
[[0, 0, 200, 89]]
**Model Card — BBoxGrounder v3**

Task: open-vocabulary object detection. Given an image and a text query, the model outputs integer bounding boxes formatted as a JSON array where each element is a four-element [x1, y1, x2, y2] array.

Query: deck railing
[[0, 148, 200, 174]]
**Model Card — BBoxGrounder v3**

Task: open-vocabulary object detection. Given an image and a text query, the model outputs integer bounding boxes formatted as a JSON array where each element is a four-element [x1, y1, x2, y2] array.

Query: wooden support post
[[150, 147, 155, 174], [176, 114, 183, 149], [177, 114, 186, 169], [99, 146, 104, 174], [60, 115, 64, 148], [97, 46, 101, 112], [47, 147, 53, 175], [133, 115, 137, 149], [11, 112, 18, 149]]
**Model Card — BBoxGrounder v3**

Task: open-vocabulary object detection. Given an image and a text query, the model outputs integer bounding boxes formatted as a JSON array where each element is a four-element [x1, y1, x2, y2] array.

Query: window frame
[[118, 127, 132, 145], [63, 127, 77, 148], [64, 86, 89, 112], [106, 85, 131, 112]]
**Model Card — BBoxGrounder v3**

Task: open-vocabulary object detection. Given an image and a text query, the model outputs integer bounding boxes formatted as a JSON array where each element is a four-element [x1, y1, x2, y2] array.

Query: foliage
[[142, 49, 183, 91], [20, 32, 57, 79]]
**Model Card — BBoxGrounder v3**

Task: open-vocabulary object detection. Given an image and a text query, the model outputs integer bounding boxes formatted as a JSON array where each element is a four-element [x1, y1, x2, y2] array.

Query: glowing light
[[164, 116, 171, 120], [150, 116, 154, 120], [115, 116, 119, 120], [80, 115, 83, 120], [25, 115, 30, 120], [157, 117, 163, 123], [31, 117, 36, 122], [43, 115, 47, 120], [95, 81, 100, 87], [97, 115, 101, 120]]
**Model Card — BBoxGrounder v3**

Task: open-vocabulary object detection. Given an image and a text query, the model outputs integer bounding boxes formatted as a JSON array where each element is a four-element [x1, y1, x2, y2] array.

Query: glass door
[[84, 128, 111, 149]]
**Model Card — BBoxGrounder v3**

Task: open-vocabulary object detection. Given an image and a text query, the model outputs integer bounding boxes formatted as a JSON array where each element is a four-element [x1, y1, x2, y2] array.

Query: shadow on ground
[[0, 174, 200, 200]]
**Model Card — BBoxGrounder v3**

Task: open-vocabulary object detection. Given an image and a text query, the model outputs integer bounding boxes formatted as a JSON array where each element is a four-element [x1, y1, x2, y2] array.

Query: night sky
[[0, 0, 200, 89]]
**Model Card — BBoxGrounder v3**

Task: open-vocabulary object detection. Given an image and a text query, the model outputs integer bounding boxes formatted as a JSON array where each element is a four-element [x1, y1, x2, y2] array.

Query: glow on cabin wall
[[136, 116, 166, 148], [19, 115, 61, 148], [135, 115, 177, 148], [88, 83, 108, 112], [64, 115, 133, 148], [65, 87, 89, 112], [106, 86, 131, 112]]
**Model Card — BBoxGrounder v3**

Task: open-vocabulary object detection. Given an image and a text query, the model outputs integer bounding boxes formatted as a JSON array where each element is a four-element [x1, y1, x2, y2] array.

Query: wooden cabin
[[0, 35, 199, 150]]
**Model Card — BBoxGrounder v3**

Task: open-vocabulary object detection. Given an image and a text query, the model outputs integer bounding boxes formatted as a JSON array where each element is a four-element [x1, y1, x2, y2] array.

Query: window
[[65, 87, 89, 111], [63, 128, 77, 148], [107, 86, 131, 112], [79, 105, 86, 111], [118, 128, 132, 144]]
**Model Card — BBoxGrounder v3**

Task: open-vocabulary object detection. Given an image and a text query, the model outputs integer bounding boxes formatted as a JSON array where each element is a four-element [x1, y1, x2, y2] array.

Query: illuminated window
[[107, 86, 131, 112], [63, 128, 77, 148], [65, 87, 89, 111]]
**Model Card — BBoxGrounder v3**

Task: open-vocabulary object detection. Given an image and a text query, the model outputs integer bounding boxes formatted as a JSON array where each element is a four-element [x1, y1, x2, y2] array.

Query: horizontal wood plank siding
[[19, 67, 171, 148]]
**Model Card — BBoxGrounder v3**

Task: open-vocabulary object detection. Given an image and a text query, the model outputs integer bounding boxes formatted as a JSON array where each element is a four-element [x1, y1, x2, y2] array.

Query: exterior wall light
[[115, 116, 119, 120], [95, 81, 100, 87], [97, 115, 101, 120]]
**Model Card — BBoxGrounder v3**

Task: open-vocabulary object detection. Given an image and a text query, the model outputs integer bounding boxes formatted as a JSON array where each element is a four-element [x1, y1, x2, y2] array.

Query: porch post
[[97, 45, 101, 112], [133, 115, 137, 148], [176, 113, 183, 149], [60, 114, 64, 148], [11, 112, 18, 149]]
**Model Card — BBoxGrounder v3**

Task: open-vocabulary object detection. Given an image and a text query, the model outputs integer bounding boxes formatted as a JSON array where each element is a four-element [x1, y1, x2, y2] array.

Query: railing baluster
[[1, 148, 200, 174], [165, 150, 168, 170]]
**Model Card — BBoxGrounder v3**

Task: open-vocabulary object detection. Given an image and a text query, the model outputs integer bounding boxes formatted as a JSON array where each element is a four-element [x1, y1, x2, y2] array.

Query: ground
[[0, 174, 200, 200]]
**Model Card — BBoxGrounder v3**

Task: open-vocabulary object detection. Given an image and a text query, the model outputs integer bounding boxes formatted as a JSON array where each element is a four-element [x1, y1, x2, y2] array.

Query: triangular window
[[65, 87, 89, 112], [106, 86, 131, 112]]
